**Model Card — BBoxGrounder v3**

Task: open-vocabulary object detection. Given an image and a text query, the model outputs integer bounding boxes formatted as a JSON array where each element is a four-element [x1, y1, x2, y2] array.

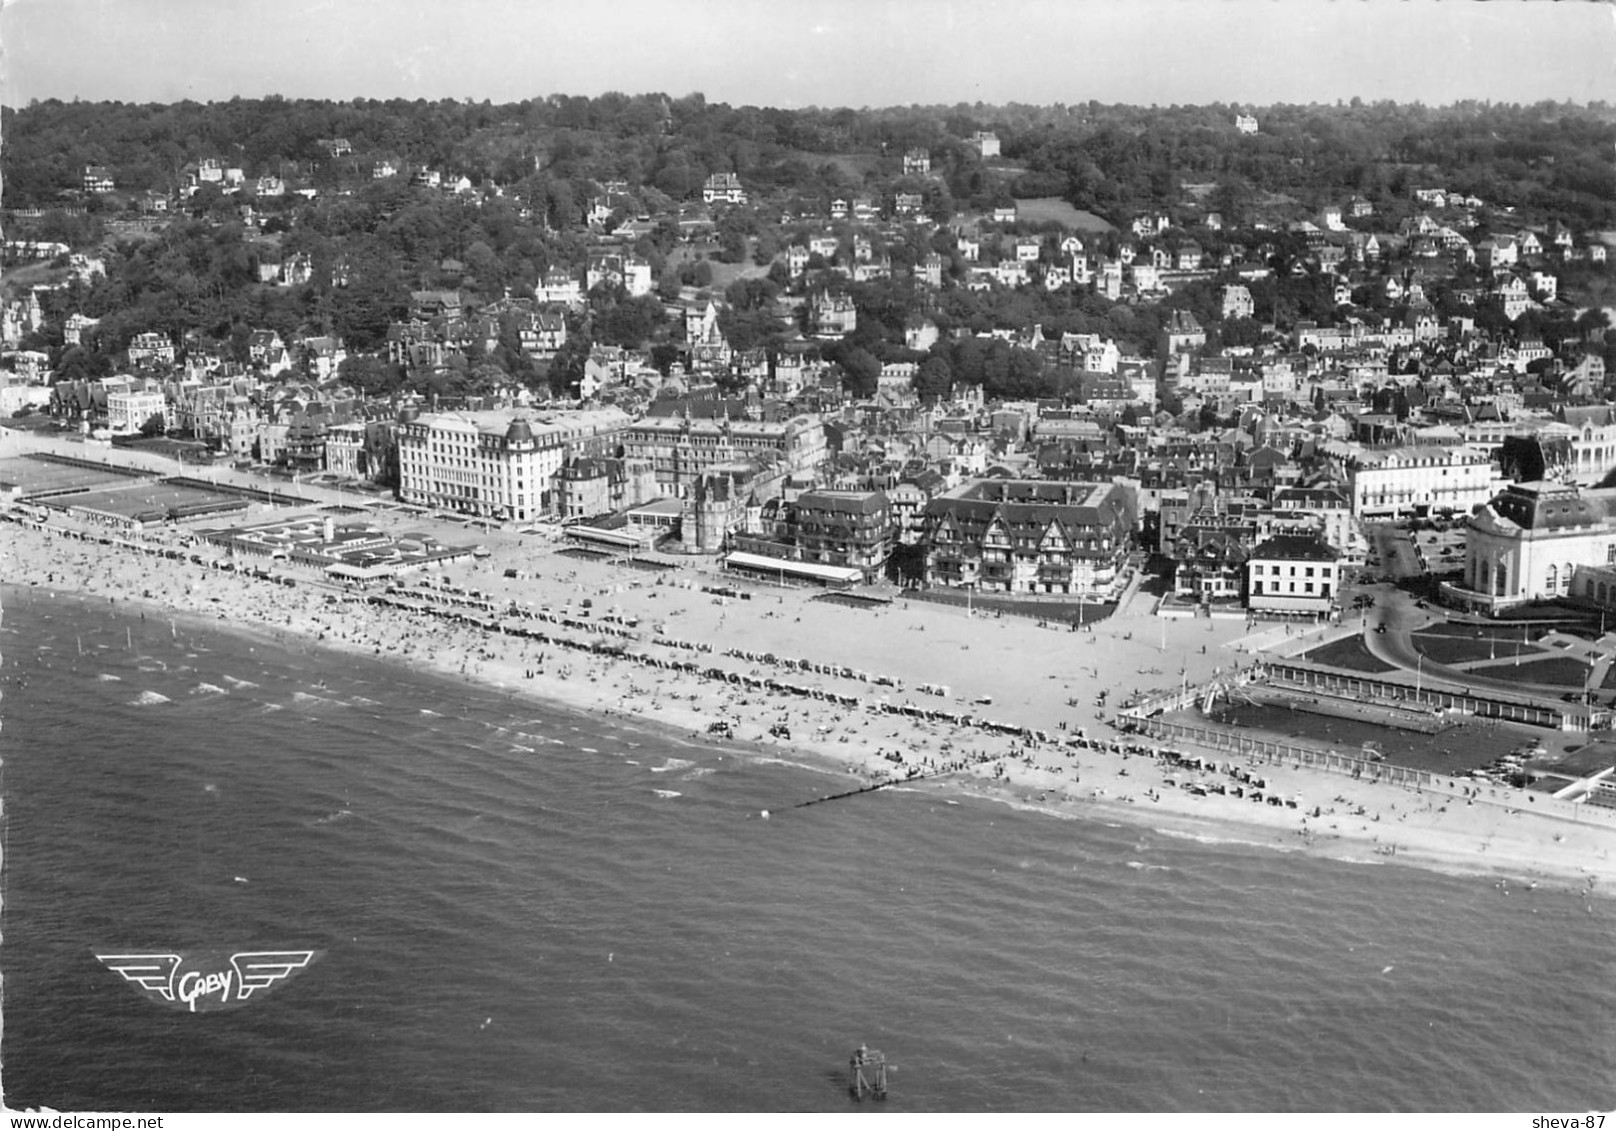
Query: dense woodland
[[5, 95, 1616, 402], [9, 95, 1614, 221]]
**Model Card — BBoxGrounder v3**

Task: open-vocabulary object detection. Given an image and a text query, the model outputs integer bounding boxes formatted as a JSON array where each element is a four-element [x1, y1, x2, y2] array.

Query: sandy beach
[[5, 442, 1615, 896]]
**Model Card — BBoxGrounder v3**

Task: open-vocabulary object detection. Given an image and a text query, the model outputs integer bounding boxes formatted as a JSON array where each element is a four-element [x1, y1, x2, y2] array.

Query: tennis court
[[0, 455, 150, 499], [53, 480, 250, 524]]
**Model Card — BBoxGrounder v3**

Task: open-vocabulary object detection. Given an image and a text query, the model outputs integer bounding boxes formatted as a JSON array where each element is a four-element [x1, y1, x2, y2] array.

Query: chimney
[[323, 516, 335, 543]]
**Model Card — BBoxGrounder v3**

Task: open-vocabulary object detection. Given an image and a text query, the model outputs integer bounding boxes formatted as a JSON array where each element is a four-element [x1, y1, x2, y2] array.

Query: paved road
[[1363, 522, 1423, 584], [1355, 582, 1599, 712]]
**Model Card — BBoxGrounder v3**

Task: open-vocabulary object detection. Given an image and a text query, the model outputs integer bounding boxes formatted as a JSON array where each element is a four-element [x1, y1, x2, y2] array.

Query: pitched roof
[[1250, 534, 1340, 562]]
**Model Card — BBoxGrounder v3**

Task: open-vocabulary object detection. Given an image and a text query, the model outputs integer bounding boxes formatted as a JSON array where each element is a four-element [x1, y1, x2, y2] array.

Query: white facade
[[1270, 486, 1364, 560], [1246, 536, 1341, 615], [1567, 419, 1616, 486], [537, 271, 584, 307], [620, 414, 828, 498], [1344, 446, 1493, 518], [0, 382, 53, 416], [107, 388, 167, 434], [1458, 481, 1616, 611], [396, 408, 631, 521], [1221, 285, 1254, 320], [325, 422, 367, 478]]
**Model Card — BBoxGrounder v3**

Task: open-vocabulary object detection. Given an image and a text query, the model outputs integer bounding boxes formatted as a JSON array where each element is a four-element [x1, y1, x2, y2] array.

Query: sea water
[[2, 586, 1613, 1113]]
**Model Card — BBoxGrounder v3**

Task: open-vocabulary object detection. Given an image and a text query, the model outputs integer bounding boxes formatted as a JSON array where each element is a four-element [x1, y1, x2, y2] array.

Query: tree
[[463, 239, 502, 292], [649, 343, 682, 375], [593, 294, 663, 347], [725, 276, 779, 311], [55, 345, 110, 383], [337, 354, 405, 397], [838, 346, 881, 398], [915, 354, 953, 400], [547, 333, 591, 397], [717, 227, 748, 264], [1221, 317, 1265, 349], [657, 267, 683, 302], [680, 258, 714, 288]]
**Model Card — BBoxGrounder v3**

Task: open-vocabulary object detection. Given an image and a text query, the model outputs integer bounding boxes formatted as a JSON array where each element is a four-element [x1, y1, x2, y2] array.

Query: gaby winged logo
[[95, 950, 321, 1013]]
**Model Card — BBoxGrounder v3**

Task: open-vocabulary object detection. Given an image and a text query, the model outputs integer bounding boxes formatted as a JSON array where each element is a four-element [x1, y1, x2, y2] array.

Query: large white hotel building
[[1342, 445, 1494, 518], [395, 407, 631, 522]]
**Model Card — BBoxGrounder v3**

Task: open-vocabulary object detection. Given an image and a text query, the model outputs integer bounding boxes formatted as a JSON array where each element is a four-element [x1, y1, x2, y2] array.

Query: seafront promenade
[[4, 435, 1616, 893]]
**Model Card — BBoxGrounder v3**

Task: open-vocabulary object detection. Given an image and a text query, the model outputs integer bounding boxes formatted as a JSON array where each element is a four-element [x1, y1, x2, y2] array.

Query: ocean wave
[[651, 789, 681, 799], [193, 682, 228, 696], [748, 755, 837, 776], [651, 758, 694, 774], [221, 675, 258, 689], [9, 583, 1616, 1114], [510, 744, 535, 754], [419, 708, 441, 716], [1153, 826, 1301, 853], [129, 690, 171, 706], [1126, 861, 1173, 873], [96, 673, 122, 682], [680, 767, 717, 780]]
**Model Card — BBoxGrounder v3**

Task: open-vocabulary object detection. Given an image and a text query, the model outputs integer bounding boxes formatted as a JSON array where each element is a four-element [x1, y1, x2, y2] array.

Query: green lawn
[[1013, 197, 1116, 232], [1415, 621, 1520, 638], [1, 261, 69, 295], [909, 587, 1115, 624], [1301, 635, 1397, 673], [704, 257, 773, 291], [777, 150, 882, 183], [1411, 628, 1549, 666], [665, 244, 772, 291], [1508, 655, 1594, 688]]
